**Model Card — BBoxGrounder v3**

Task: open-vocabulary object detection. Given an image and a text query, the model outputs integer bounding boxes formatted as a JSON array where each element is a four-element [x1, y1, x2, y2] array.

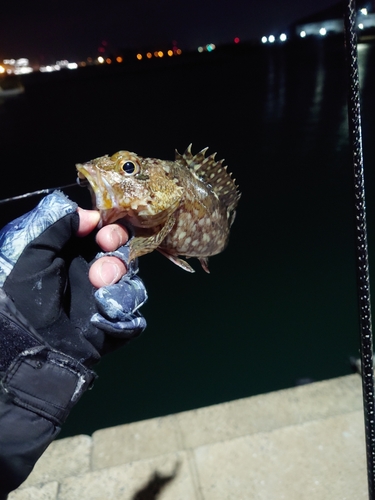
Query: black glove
[[0, 191, 147, 425]]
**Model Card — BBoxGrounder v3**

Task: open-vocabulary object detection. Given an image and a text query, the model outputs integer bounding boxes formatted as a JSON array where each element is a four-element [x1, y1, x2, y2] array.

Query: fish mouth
[[76, 163, 122, 225]]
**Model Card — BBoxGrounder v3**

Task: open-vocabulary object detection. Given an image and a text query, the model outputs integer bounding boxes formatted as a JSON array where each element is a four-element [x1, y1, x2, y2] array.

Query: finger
[[96, 224, 129, 252], [77, 208, 100, 237], [89, 256, 127, 288]]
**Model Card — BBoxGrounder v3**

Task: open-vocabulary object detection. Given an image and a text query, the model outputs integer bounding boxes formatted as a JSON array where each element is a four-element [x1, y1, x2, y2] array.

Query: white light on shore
[[358, 23, 364, 29], [319, 27, 327, 36], [300, 31, 306, 38], [280, 33, 287, 42], [261, 36, 268, 43], [268, 35, 275, 43]]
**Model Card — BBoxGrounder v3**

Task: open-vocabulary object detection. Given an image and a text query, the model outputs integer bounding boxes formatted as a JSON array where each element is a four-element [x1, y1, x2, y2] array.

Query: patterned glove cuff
[[0, 191, 77, 287], [1, 346, 96, 426]]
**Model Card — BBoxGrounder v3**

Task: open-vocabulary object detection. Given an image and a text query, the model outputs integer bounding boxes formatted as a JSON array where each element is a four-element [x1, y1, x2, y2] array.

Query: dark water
[[1, 37, 375, 438]]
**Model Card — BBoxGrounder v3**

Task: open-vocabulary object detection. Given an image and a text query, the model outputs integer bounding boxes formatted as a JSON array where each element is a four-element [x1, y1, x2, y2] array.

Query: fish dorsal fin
[[175, 144, 241, 215]]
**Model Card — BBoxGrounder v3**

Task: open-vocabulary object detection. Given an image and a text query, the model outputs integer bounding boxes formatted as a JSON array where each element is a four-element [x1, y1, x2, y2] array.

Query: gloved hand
[[0, 191, 147, 424]]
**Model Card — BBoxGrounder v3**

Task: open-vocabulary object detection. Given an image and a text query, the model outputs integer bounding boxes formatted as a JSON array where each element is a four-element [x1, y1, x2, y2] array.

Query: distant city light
[[55, 60, 78, 70], [15, 58, 29, 67], [14, 67, 33, 74], [360, 8, 368, 15], [3, 57, 33, 74], [39, 66, 54, 73], [6, 21, 349, 76]]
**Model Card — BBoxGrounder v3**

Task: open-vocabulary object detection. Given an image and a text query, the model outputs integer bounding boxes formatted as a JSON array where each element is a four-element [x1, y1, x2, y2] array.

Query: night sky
[[2, 0, 339, 63]]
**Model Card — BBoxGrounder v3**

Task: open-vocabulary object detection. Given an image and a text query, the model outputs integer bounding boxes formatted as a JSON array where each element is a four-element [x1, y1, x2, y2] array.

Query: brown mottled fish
[[76, 145, 241, 273]]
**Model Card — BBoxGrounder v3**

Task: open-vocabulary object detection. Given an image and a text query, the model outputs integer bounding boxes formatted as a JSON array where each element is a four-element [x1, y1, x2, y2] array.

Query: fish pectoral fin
[[199, 257, 210, 274], [129, 216, 176, 261], [157, 249, 196, 273]]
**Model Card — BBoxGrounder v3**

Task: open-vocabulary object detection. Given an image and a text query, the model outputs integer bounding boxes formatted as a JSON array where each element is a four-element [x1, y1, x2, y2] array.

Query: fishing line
[[344, 0, 375, 496], [0, 180, 89, 205]]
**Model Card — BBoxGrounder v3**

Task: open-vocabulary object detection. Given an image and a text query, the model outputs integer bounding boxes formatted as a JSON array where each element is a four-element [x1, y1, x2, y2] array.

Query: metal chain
[[344, 0, 375, 497]]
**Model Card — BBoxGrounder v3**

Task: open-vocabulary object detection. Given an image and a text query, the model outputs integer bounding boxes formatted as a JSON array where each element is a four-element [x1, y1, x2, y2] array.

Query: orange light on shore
[[158, 51, 164, 57], [136, 54, 142, 60], [106, 58, 112, 64], [167, 50, 173, 56], [146, 52, 152, 59], [116, 56, 123, 63], [176, 48, 182, 55]]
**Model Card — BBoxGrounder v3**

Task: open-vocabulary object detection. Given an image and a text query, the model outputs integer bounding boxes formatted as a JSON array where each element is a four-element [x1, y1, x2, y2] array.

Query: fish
[[76, 145, 241, 273]]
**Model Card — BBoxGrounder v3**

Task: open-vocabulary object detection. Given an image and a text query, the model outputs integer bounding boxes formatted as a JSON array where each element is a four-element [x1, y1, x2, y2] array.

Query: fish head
[[76, 151, 183, 227]]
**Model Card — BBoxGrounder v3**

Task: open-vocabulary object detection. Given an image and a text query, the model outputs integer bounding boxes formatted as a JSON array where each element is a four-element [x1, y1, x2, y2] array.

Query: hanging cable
[[344, 0, 375, 497]]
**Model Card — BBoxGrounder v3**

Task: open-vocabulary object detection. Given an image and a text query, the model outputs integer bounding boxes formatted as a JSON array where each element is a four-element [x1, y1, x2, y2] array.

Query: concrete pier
[[9, 374, 366, 499]]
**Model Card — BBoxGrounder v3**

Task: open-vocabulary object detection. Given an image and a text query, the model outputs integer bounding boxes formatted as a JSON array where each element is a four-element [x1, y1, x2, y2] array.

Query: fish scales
[[76, 145, 241, 273]]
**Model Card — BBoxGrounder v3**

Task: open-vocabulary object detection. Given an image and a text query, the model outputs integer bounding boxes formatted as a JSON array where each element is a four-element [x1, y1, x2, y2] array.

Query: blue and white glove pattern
[[0, 192, 74, 287], [92, 245, 147, 336]]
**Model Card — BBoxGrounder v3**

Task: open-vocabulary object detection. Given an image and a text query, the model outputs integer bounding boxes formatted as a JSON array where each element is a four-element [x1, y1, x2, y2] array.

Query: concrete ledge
[[194, 410, 366, 499], [174, 373, 363, 449], [58, 451, 197, 500], [91, 374, 363, 470], [92, 415, 181, 470], [9, 374, 367, 499], [9, 482, 59, 500], [20, 435, 92, 488]]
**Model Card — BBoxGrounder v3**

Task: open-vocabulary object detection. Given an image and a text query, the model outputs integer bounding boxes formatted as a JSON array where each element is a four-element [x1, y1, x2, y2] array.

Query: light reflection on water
[[264, 49, 286, 122], [358, 42, 371, 89]]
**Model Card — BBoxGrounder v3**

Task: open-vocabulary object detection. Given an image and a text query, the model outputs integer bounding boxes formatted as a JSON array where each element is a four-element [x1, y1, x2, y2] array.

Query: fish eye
[[121, 160, 139, 175]]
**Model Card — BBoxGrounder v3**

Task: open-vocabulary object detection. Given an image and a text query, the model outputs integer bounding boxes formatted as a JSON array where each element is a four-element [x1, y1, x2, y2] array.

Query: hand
[[77, 207, 128, 287], [0, 191, 147, 370]]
